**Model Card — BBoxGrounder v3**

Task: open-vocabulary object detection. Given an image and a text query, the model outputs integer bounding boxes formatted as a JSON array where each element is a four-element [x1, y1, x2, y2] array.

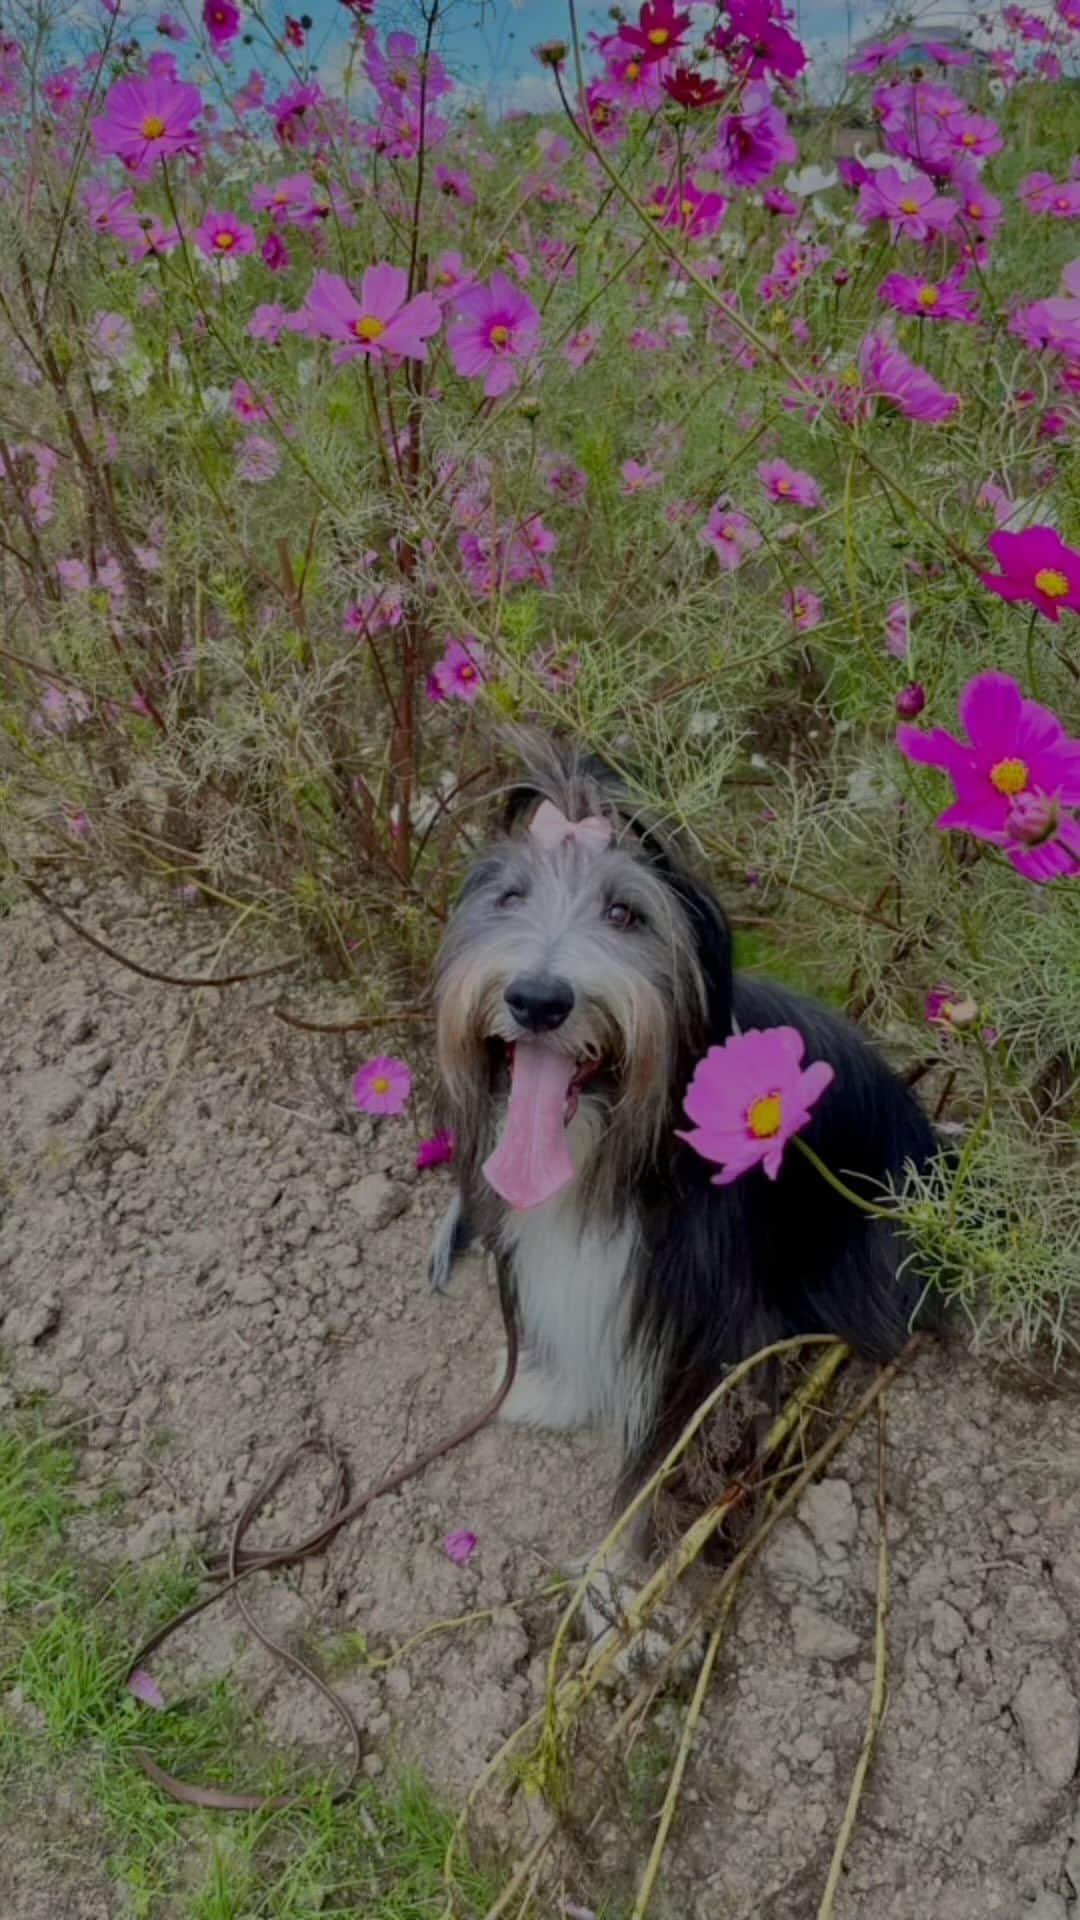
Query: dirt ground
[[3, 878, 1080, 1920]]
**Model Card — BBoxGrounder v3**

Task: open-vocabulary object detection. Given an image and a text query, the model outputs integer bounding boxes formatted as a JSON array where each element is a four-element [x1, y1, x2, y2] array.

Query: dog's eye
[[606, 902, 638, 930], [498, 887, 526, 909]]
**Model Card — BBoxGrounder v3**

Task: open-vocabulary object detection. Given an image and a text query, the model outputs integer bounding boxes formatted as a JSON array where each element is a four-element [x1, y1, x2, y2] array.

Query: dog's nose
[[504, 974, 575, 1034]]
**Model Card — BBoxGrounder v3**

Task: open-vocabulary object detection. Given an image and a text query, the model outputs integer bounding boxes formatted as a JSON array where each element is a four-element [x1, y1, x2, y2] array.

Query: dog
[[429, 735, 936, 1604]]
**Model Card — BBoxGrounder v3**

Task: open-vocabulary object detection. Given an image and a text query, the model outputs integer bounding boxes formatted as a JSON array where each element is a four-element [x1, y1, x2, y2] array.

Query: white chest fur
[[495, 1104, 653, 1446]]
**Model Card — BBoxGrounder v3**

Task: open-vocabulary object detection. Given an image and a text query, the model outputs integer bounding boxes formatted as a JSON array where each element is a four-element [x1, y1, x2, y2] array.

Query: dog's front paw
[[494, 1350, 588, 1431], [427, 1193, 471, 1294]]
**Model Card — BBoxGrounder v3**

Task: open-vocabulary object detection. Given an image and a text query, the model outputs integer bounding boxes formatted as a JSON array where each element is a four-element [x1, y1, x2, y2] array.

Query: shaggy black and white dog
[[429, 736, 936, 1529]]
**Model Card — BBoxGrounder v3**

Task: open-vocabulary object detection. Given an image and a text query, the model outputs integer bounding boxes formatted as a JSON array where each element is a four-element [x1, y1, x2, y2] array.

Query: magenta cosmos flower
[[707, 83, 796, 189], [857, 330, 959, 424], [856, 166, 956, 243], [447, 274, 540, 399], [678, 1027, 834, 1185], [877, 267, 978, 324], [783, 586, 822, 631], [619, 0, 692, 64], [351, 1056, 412, 1117], [979, 527, 1080, 622], [896, 671, 1080, 883], [203, 0, 239, 49], [193, 207, 255, 259], [299, 266, 441, 365], [92, 72, 202, 174], [700, 504, 761, 570], [428, 636, 489, 703], [757, 459, 821, 509], [416, 1129, 454, 1171]]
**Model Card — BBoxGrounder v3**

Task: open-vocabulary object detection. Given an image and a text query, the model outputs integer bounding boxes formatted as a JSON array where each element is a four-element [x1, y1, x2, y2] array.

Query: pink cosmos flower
[[431, 250, 472, 303], [621, 458, 663, 494], [92, 72, 202, 175], [715, 0, 807, 81], [156, 12, 188, 38], [1020, 174, 1080, 219], [90, 311, 133, 361], [564, 325, 600, 370], [299, 266, 441, 365], [203, 0, 239, 49], [950, 162, 1004, 245], [247, 301, 286, 344], [618, 0, 691, 65], [884, 600, 910, 659], [584, 85, 626, 148], [1009, 297, 1080, 358], [544, 459, 588, 502], [416, 1130, 455, 1171], [896, 671, 1080, 884], [700, 504, 761, 570], [856, 166, 957, 243], [979, 526, 1080, 623], [127, 1668, 166, 1709], [435, 164, 474, 205], [649, 177, 727, 241], [706, 82, 796, 189], [57, 557, 91, 591], [783, 586, 822, 632], [193, 207, 256, 260], [857, 330, 959, 424], [847, 32, 912, 72], [757, 459, 821, 509], [429, 635, 489, 702], [946, 111, 1002, 161], [442, 1529, 477, 1564], [602, 37, 666, 109], [447, 273, 540, 399], [261, 232, 289, 273], [678, 1027, 834, 1185], [878, 267, 978, 324], [351, 1056, 412, 1117]]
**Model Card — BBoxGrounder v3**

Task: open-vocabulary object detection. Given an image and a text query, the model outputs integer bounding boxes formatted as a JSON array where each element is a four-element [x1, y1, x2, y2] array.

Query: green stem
[[792, 1137, 895, 1220]]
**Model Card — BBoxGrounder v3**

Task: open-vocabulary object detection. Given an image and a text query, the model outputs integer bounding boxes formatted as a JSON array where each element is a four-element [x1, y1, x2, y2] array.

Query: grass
[[0, 1402, 510, 1920]]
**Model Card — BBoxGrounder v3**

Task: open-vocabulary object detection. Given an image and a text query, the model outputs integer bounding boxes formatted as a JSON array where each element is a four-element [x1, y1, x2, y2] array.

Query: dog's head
[[435, 733, 733, 1204]]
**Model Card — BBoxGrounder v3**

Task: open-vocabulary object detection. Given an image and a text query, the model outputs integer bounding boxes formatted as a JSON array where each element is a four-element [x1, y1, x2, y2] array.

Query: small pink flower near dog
[[126, 1668, 166, 1709], [896, 670, 1080, 882], [979, 526, 1080, 623], [442, 1529, 477, 1564], [352, 1057, 412, 1116], [757, 459, 821, 509], [416, 1130, 454, 1170], [895, 682, 925, 719], [679, 1027, 834, 1185]]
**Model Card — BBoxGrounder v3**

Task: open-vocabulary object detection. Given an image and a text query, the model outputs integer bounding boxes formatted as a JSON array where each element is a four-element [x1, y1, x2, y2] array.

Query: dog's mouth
[[481, 1038, 604, 1213]]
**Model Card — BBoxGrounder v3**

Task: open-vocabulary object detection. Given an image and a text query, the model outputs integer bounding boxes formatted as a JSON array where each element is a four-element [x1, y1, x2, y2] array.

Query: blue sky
[[290, 1, 911, 107]]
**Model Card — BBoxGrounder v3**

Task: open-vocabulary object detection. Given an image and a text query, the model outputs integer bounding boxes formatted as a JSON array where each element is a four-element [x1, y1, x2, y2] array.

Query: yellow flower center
[[898, 196, 920, 215], [747, 1093, 782, 1139], [371, 1075, 389, 1094], [916, 284, 939, 308], [489, 323, 510, 344], [1034, 567, 1069, 598], [960, 131, 976, 146], [680, 197, 695, 216], [214, 230, 235, 250], [626, 59, 641, 79], [391, 67, 409, 88], [354, 315, 385, 340], [967, 201, 983, 219], [776, 478, 791, 493], [989, 758, 1029, 796], [459, 664, 477, 681], [140, 114, 166, 139], [647, 26, 670, 44], [1057, 197, 1070, 210]]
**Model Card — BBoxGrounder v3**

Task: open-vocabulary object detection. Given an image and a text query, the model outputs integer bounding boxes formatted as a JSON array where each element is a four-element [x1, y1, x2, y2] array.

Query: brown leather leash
[[125, 1276, 519, 1811]]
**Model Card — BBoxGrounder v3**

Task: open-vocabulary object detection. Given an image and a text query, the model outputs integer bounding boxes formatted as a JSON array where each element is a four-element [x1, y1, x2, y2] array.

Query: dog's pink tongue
[[482, 1041, 577, 1211]]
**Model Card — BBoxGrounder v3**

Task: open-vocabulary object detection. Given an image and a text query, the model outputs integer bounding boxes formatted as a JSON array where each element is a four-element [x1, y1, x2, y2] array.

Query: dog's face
[[434, 745, 731, 1192]]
